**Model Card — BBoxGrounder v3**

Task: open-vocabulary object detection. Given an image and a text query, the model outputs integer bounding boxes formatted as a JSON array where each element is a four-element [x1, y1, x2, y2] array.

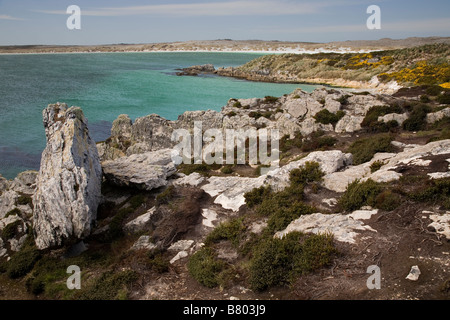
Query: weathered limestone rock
[[378, 113, 409, 125], [124, 207, 156, 233], [111, 114, 132, 138], [274, 212, 377, 244], [335, 115, 365, 133], [102, 149, 177, 190], [33, 103, 102, 250], [427, 212, 450, 240], [426, 107, 450, 124]]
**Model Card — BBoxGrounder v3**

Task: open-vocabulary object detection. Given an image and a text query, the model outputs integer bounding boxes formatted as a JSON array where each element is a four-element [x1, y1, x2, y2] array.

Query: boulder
[[111, 114, 132, 138], [102, 149, 177, 190], [33, 103, 102, 250]]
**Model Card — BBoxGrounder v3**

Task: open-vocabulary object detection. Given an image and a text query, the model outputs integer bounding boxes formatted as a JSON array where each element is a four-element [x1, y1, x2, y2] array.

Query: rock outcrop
[[102, 149, 177, 190], [32, 103, 102, 250]]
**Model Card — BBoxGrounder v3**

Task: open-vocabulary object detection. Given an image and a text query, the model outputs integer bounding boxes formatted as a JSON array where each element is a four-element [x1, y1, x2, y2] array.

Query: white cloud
[[0, 14, 24, 20], [36, 0, 369, 17]]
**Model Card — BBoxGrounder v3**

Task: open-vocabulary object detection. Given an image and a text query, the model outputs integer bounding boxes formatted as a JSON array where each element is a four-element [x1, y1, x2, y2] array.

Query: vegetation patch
[[249, 232, 336, 291], [187, 247, 225, 288], [338, 179, 382, 212], [348, 133, 394, 165], [403, 104, 432, 132], [314, 109, 345, 125]]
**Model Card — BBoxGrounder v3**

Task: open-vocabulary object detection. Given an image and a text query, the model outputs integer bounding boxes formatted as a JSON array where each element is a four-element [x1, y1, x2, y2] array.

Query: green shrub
[[289, 161, 325, 185], [403, 104, 432, 131], [370, 160, 385, 173], [313, 109, 345, 125], [420, 95, 431, 103], [205, 218, 246, 248], [227, 111, 237, 117], [107, 207, 134, 240], [1, 220, 22, 240], [361, 105, 403, 132], [266, 202, 315, 233], [79, 270, 138, 300], [249, 232, 335, 291], [6, 247, 41, 279], [375, 190, 401, 211], [220, 165, 233, 174], [437, 93, 450, 104], [188, 247, 225, 288], [301, 132, 337, 152], [338, 179, 382, 211], [426, 85, 444, 96], [148, 251, 170, 274], [232, 100, 242, 108], [264, 96, 279, 103], [348, 134, 394, 165], [279, 132, 303, 152], [409, 178, 450, 208], [244, 185, 272, 208], [336, 95, 351, 105]]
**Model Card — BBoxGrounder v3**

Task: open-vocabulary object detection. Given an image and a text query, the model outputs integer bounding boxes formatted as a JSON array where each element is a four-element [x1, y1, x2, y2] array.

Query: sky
[[0, 0, 449, 45]]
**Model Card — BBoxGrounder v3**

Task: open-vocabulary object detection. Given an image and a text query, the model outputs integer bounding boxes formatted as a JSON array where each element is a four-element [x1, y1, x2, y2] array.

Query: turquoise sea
[[0, 52, 319, 179]]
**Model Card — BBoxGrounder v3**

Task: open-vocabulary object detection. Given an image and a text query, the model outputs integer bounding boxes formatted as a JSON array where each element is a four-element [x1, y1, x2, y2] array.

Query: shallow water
[[0, 52, 319, 179]]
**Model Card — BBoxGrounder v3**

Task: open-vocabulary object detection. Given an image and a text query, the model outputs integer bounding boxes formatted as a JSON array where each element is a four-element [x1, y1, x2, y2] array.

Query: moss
[[205, 217, 246, 248], [249, 232, 335, 291], [348, 134, 394, 165], [338, 179, 382, 212], [188, 247, 225, 288]]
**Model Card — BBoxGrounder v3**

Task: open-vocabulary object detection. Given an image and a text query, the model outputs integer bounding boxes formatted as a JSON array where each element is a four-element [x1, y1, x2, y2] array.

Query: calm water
[[0, 52, 318, 179]]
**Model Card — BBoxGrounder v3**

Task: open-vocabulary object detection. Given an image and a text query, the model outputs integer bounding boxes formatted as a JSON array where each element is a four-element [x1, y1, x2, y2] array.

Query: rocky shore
[[0, 85, 449, 300]]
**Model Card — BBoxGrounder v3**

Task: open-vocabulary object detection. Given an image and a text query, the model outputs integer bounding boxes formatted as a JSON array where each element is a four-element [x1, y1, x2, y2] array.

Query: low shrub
[[301, 132, 337, 152], [5, 208, 21, 218], [220, 165, 233, 174], [128, 194, 147, 210], [289, 161, 324, 185], [279, 132, 303, 152], [338, 179, 382, 211], [266, 202, 315, 233], [1, 220, 22, 240], [361, 105, 404, 132], [6, 247, 41, 279], [78, 270, 138, 300], [437, 93, 450, 104], [409, 178, 450, 208], [148, 250, 170, 274], [227, 111, 237, 117], [313, 109, 345, 125], [403, 104, 432, 131], [348, 134, 394, 165], [205, 217, 246, 248], [244, 185, 272, 208], [374, 190, 401, 211], [370, 160, 385, 173], [249, 232, 335, 291], [264, 96, 279, 103], [187, 247, 225, 288]]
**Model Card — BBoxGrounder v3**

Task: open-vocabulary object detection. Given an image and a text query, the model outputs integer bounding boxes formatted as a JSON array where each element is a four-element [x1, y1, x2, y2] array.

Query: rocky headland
[[0, 80, 449, 300]]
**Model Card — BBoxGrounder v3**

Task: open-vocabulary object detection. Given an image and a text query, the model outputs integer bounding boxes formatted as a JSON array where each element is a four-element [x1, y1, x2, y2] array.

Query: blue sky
[[0, 0, 449, 45]]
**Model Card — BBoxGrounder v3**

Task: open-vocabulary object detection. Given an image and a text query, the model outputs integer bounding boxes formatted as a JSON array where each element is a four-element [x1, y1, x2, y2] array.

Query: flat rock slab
[[102, 149, 177, 190]]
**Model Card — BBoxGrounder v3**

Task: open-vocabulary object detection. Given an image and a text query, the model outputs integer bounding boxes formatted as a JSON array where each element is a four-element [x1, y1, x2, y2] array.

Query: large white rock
[[428, 212, 450, 240], [274, 212, 377, 244], [102, 149, 177, 190], [33, 103, 102, 250]]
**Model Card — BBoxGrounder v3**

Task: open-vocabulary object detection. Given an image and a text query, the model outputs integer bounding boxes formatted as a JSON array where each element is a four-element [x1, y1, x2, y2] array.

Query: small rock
[[130, 235, 156, 251], [124, 207, 156, 233], [170, 250, 188, 264], [168, 240, 194, 252], [406, 266, 421, 281], [201, 209, 217, 228]]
